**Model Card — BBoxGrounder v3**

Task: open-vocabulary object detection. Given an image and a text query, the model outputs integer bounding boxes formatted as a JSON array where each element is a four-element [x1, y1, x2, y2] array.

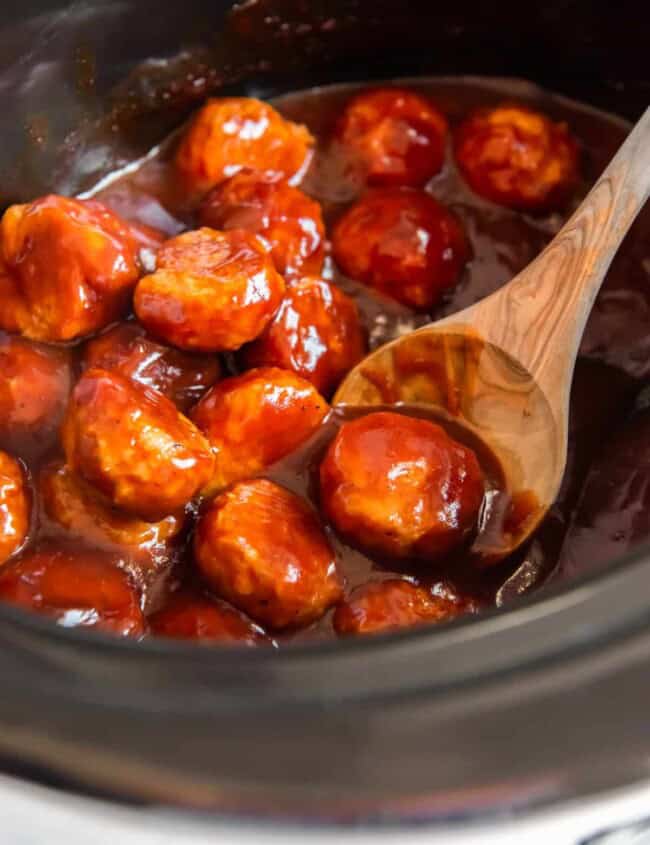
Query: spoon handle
[[478, 107, 650, 402]]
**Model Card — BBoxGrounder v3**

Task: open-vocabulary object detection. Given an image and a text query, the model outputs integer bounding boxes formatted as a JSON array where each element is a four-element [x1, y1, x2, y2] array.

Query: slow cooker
[[0, 0, 649, 840]]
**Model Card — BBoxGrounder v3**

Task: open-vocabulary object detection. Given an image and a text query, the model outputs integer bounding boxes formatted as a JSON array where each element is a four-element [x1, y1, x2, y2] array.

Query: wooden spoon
[[334, 107, 650, 562]]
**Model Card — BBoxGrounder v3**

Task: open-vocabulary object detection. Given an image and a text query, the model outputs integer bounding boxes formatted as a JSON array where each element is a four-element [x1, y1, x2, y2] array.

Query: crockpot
[[0, 0, 649, 835]]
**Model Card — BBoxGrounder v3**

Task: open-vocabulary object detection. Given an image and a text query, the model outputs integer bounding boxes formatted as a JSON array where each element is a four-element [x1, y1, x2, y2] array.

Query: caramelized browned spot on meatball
[[191, 367, 329, 495], [0, 546, 144, 636], [61, 369, 214, 521], [134, 228, 285, 352], [243, 277, 367, 397], [194, 479, 343, 629], [176, 97, 314, 197], [0, 451, 30, 565], [336, 87, 448, 187], [320, 412, 485, 560], [332, 188, 469, 311], [149, 589, 271, 645], [334, 579, 472, 635], [454, 103, 579, 211], [83, 321, 220, 412], [0, 333, 71, 454], [0, 195, 162, 342], [199, 171, 325, 279]]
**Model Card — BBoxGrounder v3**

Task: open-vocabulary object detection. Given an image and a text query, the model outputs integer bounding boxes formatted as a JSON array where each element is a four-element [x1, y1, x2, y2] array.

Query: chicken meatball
[[243, 277, 367, 396], [0, 451, 30, 565], [0, 195, 161, 342], [149, 590, 270, 645], [332, 188, 469, 310], [336, 87, 448, 187], [61, 369, 214, 521], [194, 479, 343, 629], [454, 103, 579, 211], [199, 170, 325, 278], [191, 367, 329, 494], [0, 334, 72, 455], [176, 97, 314, 196], [320, 412, 485, 560], [0, 547, 144, 636], [83, 322, 220, 411], [40, 462, 183, 553], [333, 579, 471, 636], [134, 228, 285, 352]]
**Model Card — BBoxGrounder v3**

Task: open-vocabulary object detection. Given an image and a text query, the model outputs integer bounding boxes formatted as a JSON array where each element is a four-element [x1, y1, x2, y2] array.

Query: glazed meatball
[[333, 579, 470, 636], [191, 367, 329, 494], [194, 479, 343, 629], [454, 103, 579, 211], [199, 170, 325, 278], [332, 188, 469, 310], [83, 322, 220, 412], [61, 369, 214, 521], [149, 590, 270, 645], [40, 462, 183, 553], [0, 334, 71, 454], [336, 87, 448, 187], [176, 97, 314, 196], [243, 277, 367, 396], [134, 228, 285, 352], [0, 451, 30, 565], [0, 195, 161, 342], [0, 547, 144, 636], [320, 412, 485, 560]]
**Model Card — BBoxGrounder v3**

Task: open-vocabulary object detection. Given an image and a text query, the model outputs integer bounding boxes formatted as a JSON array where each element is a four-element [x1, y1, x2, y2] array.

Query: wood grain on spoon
[[335, 107, 650, 561]]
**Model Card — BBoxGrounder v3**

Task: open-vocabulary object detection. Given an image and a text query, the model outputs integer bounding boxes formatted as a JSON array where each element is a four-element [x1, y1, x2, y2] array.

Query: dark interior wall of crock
[[0, 0, 647, 207]]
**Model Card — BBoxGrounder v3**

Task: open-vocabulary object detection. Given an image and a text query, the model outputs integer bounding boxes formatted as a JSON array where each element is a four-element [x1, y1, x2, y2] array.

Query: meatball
[[0, 547, 144, 636], [0, 195, 161, 342], [0, 333, 71, 454], [61, 369, 214, 521], [194, 479, 343, 629], [149, 590, 270, 645], [320, 412, 485, 560], [333, 579, 470, 636], [243, 277, 367, 396], [199, 170, 325, 278], [134, 228, 285, 352], [0, 451, 30, 565], [191, 367, 329, 494], [83, 322, 220, 412], [336, 87, 448, 187], [331, 188, 469, 311], [40, 462, 184, 553], [175, 97, 314, 196], [454, 103, 579, 211]]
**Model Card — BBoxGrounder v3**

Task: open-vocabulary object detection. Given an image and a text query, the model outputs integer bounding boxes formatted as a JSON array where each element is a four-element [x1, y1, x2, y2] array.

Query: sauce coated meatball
[[41, 462, 183, 553], [194, 479, 343, 629], [336, 87, 448, 187], [333, 579, 470, 636], [199, 171, 325, 279], [191, 367, 329, 494], [320, 412, 485, 560], [332, 188, 469, 310], [0, 196, 161, 342], [0, 547, 144, 636], [0, 451, 30, 565], [134, 228, 285, 352], [0, 334, 71, 454], [243, 277, 367, 396], [149, 590, 270, 645], [454, 104, 579, 211], [176, 97, 314, 196], [61, 369, 214, 521], [83, 322, 220, 412]]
